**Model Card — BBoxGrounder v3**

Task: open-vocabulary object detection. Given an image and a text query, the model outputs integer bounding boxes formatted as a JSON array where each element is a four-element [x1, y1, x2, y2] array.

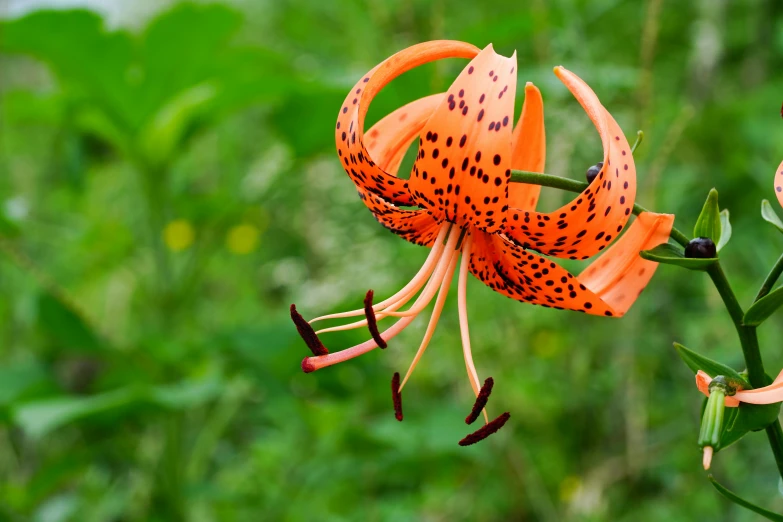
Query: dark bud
[[684, 237, 716, 259], [585, 161, 603, 184]]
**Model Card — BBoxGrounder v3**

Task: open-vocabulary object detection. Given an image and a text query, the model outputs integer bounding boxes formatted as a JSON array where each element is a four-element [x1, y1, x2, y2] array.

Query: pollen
[[458, 412, 511, 446], [391, 372, 403, 421], [465, 377, 494, 424], [363, 290, 387, 348], [290, 304, 328, 356]]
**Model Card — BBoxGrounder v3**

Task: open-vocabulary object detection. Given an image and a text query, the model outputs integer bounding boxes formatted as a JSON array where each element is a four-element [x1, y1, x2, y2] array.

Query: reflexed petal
[[508, 82, 545, 211], [696, 371, 746, 408], [408, 44, 517, 234], [775, 159, 783, 209], [505, 67, 636, 260], [336, 40, 479, 207], [578, 211, 674, 316], [469, 212, 673, 316]]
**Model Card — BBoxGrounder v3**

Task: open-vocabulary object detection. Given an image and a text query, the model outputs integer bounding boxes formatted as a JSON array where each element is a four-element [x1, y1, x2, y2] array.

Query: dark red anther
[[465, 377, 494, 425], [364, 290, 387, 349], [458, 412, 510, 446], [290, 304, 328, 356], [391, 372, 403, 421]]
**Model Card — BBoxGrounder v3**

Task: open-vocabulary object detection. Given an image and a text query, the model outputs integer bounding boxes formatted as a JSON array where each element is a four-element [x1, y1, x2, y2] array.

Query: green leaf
[[709, 475, 783, 521], [673, 342, 751, 389], [640, 243, 717, 270], [137, 82, 218, 168], [12, 387, 142, 438], [11, 376, 223, 438], [37, 292, 105, 354], [693, 188, 722, 241], [762, 200, 783, 233], [744, 286, 783, 326], [717, 209, 732, 251], [150, 377, 223, 409], [0, 361, 49, 407]]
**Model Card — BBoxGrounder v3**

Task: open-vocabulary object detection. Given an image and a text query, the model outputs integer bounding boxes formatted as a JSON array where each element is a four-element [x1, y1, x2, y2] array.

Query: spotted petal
[[359, 97, 450, 246], [775, 159, 783, 209], [335, 40, 479, 207], [505, 67, 636, 260], [408, 44, 517, 234], [469, 211, 673, 316]]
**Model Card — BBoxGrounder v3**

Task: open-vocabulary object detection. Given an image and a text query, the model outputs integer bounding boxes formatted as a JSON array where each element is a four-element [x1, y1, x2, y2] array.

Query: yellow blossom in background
[[163, 219, 195, 252], [226, 223, 260, 255], [559, 475, 582, 503]]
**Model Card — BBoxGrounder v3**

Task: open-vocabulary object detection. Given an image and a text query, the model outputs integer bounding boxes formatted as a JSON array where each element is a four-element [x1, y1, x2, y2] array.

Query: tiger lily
[[695, 369, 783, 468], [775, 159, 783, 207], [291, 40, 674, 445]]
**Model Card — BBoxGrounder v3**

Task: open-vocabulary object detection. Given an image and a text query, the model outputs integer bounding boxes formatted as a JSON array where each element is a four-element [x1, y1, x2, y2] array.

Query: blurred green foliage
[[1, 0, 783, 520]]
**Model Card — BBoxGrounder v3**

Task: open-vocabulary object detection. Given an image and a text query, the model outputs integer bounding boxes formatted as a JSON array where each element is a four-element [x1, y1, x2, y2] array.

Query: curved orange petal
[[694, 370, 741, 407], [775, 159, 783, 208], [359, 97, 445, 246], [408, 44, 517, 234], [361, 191, 441, 246], [508, 82, 545, 211], [335, 40, 480, 207], [365, 94, 446, 176], [504, 67, 636, 260], [469, 211, 673, 316], [735, 381, 783, 405], [696, 370, 711, 397]]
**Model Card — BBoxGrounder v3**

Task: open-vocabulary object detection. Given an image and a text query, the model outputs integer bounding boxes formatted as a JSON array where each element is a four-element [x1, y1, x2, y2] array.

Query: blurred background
[[0, 0, 782, 520]]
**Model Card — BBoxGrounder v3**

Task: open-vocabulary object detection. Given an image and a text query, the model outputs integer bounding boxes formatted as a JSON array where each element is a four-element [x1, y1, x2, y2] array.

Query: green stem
[[706, 262, 783, 479], [509, 170, 690, 247], [755, 252, 783, 301]]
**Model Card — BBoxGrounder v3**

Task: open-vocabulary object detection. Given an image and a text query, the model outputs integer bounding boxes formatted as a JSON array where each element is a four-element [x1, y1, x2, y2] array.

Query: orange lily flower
[[291, 41, 674, 445], [775, 159, 783, 207], [695, 369, 783, 468]]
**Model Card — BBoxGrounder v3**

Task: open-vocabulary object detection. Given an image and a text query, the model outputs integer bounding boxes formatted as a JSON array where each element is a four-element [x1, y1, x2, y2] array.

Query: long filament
[[457, 234, 488, 423], [399, 253, 458, 391], [309, 225, 449, 324]]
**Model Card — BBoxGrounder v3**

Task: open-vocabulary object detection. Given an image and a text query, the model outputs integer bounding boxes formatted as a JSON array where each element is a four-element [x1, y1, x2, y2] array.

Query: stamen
[[457, 235, 489, 424], [465, 377, 494, 425], [458, 412, 511, 446], [399, 254, 458, 391], [309, 225, 450, 324], [391, 372, 403, 421], [302, 231, 461, 373], [290, 304, 328, 356], [364, 290, 387, 348]]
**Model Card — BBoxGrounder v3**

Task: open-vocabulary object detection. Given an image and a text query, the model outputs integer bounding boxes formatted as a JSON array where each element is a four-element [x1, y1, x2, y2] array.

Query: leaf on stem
[[744, 286, 783, 326], [717, 209, 732, 251], [640, 243, 717, 270], [673, 342, 750, 389], [693, 188, 721, 242], [762, 200, 783, 234], [708, 475, 783, 521]]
